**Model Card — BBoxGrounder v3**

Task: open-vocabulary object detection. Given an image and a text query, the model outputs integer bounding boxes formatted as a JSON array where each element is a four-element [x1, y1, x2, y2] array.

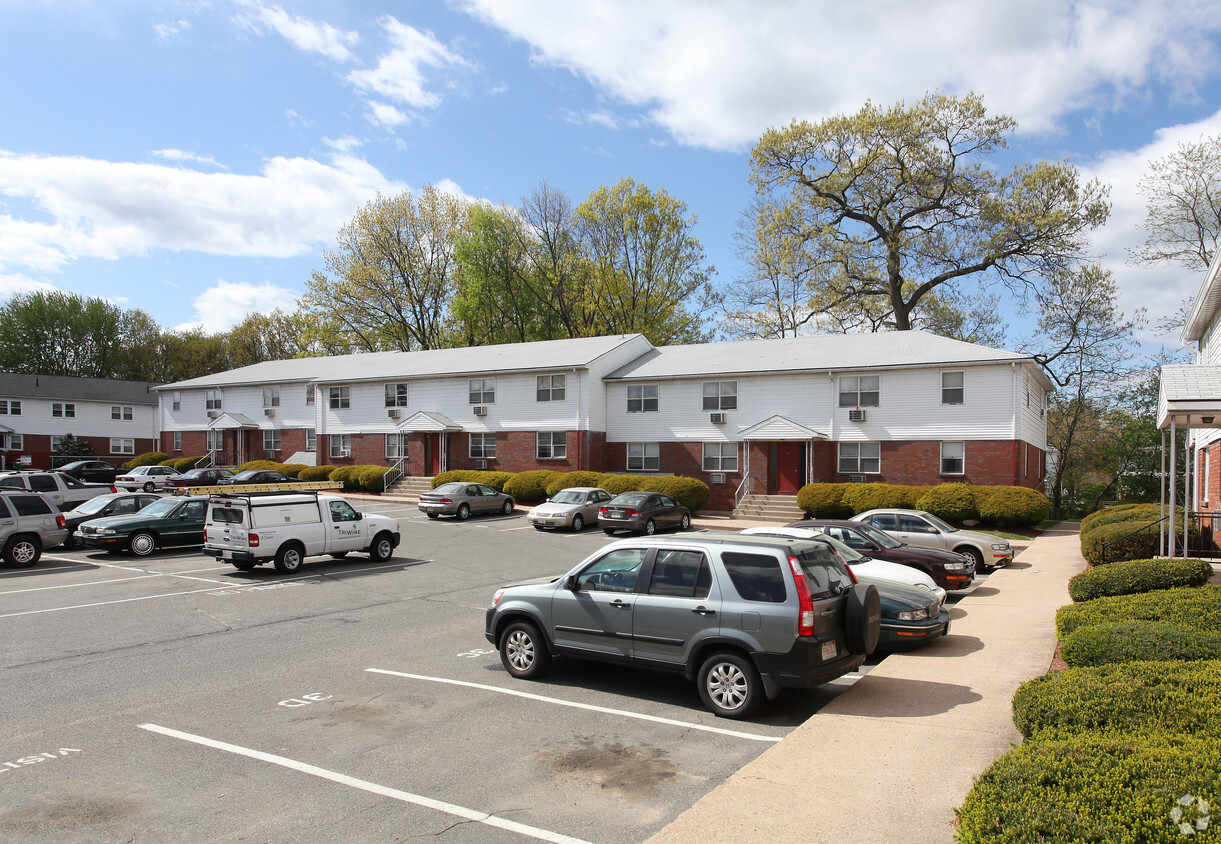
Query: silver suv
[[0, 490, 68, 567], [485, 534, 881, 719]]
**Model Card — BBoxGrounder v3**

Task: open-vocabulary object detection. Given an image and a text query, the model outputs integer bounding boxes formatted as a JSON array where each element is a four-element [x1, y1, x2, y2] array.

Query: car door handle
[[691, 606, 715, 616], [610, 599, 632, 609]]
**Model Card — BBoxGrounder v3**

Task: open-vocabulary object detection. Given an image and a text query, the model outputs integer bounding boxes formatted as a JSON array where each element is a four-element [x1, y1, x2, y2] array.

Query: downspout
[[1012, 363, 1020, 485], [1170, 417, 1178, 558], [574, 367, 582, 470], [1185, 420, 1193, 557]]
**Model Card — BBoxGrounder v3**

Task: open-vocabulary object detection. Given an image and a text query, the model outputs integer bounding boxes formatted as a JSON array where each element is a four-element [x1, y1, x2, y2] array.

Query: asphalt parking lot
[[0, 501, 986, 843]]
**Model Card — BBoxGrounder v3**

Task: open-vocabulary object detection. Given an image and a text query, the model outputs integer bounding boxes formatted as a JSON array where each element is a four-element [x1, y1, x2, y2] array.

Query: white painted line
[[499, 525, 538, 532], [365, 668, 782, 743], [137, 723, 591, 844]]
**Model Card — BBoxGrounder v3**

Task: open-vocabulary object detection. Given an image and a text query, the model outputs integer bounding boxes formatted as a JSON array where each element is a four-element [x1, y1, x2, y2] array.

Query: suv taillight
[[55, 514, 65, 529], [787, 555, 815, 637], [248, 532, 260, 548]]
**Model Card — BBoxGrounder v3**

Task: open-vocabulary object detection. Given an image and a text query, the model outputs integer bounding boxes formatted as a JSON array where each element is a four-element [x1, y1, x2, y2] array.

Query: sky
[[2, 0, 1221, 354]]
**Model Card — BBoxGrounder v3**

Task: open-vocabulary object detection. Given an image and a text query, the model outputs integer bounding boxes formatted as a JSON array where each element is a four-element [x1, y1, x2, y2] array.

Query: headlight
[[992, 543, 1010, 551], [942, 561, 967, 571], [898, 608, 929, 621], [97, 527, 116, 535]]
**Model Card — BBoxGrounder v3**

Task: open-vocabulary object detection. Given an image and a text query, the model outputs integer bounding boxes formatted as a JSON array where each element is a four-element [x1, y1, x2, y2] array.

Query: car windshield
[[551, 491, 584, 504], [434, 483, 466, 494], [73, 496, 117, 516], [921, 513, 957, 533], [812, 535, 867, 563], [141, 498, 181, 517], [855, 523, 903, 548], [610, 493, 647, 507]]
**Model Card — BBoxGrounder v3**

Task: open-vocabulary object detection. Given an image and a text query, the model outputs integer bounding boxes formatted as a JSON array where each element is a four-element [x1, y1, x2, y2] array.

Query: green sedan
[[74, 496, 208, 557]]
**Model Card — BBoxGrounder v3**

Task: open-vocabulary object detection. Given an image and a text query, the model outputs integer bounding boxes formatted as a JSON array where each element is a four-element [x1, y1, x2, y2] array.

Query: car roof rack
[[176, 480, 344, 496]]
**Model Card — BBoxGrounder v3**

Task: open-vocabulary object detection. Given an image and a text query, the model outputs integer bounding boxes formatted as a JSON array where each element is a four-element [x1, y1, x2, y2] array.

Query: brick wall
[[17, 434, 156, 470]]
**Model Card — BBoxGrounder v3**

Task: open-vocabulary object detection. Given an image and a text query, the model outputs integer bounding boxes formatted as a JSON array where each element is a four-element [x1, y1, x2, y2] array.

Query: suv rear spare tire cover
[[844, 583, 881, 656]]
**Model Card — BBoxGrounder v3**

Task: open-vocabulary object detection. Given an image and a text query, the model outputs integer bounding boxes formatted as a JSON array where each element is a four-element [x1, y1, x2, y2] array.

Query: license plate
[[609, 512, 624, 519], [821, 640, 837, 661], [222, 550, 232, 559]]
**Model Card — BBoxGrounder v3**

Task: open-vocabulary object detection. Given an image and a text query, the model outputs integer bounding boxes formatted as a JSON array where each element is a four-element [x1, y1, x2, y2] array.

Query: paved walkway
[[648, 522, 1086, 844]]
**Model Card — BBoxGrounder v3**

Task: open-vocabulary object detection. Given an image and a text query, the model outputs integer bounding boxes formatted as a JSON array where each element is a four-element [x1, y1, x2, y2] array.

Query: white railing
[[734, 473, 755, 510], [382, 456, 405, 492]]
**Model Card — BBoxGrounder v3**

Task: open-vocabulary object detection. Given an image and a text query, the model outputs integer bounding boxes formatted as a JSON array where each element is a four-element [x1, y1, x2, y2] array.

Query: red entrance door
[[424, 433, 442, 475], [773, 441, 804, 494]]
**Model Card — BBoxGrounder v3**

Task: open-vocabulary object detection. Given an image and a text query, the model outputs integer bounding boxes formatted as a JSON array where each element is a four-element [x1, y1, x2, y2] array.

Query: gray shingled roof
[[0, 373, 160, 404], [605, 331, 1032, 380], [1161, 365, 1221, 401], [157, 334, 647, 390]]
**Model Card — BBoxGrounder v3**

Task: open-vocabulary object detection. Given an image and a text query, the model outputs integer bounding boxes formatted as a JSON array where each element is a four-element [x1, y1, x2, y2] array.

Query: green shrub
[[299, 465, 338, 482], [840, 483, 902, 514], [236, 459, 283, 472], [122, 452, 168, 470], [1080, 520, 1201, 565], [167, 456, 207, 472], [430, 470, 512, 491], [635, 475, 710, 512], [796, 483, 852, 518], [915, 482, 979, 522], [1080, 503, 1144, 534], [1057, 585, 1221, 640], [955, 733, 1221, 843], [1011, 660, 1221, 739], [545, 471, 611, 498], [329, 465, 365, 490], [356, 465, 397, 492], [975, 486, 1051, 528], [890, 485, 929, 508], [279, 463, 309, 479], [1060, 621, 1221, 667], [504, 470, 561, 504], [1069, 558, 1214, 602], [1080, 503, 1176, 538]]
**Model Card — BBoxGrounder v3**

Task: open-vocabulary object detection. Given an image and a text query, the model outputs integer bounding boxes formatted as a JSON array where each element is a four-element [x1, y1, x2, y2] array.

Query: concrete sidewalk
[[648, 523, 1086, 844]]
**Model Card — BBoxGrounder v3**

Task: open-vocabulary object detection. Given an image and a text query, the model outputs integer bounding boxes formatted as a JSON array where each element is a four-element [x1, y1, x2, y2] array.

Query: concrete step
[[733, 494, 805, 522]]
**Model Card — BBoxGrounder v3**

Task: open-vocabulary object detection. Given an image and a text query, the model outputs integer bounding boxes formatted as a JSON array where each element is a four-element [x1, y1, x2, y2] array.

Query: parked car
[[0, 490, 68, 567], [485, 534, 881, 719], [164, 467, 235, 490], [852, 574, 951, 651], [115, 465, 181, 492], [74, 495, 208, 556], [527, 487, 613, 532], [418, 482, 515, 520], [598, 491, 691, 535], [851, 509, 1013, 572], [56, 460, 120, 484], [785, 519, 976, 590], [61, 492, 160, 547], [217, 470, 292, 486], [0, 471, 116, 510]]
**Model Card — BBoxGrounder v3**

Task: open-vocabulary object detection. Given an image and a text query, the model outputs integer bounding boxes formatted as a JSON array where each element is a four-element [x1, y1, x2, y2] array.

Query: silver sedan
[[526, 487, 612, 531], [418, 482, 515, 520]]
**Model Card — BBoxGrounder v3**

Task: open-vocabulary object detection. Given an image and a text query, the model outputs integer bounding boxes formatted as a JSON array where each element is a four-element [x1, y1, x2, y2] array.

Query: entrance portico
[[738, 415, 827, 497], [395, 411, 462, 476]]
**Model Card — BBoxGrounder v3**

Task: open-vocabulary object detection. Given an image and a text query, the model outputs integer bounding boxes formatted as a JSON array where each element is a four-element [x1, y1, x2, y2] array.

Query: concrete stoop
[[732, 493, 805, 523], [383, 474, 433, 502]]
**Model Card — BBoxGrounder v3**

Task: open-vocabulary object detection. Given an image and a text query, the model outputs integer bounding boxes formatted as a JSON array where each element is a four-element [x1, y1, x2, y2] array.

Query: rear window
[[794, 545, 855, 600], [210, 507, 245, 525], [721, 551, 787, 603], [647, 550, 711, 599], [9, 494, 53, 516]]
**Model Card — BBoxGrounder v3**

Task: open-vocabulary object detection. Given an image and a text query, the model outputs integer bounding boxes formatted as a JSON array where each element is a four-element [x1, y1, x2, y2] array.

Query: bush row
[[222, 460, 400, 493], [1078, 504, 1197, 565], [122, 452, 168, 470], [793, 481, 1049, 527], [430, 469, 711, 512], [1056, 585, 1221, 642], [1068, 558, 1214, 602]]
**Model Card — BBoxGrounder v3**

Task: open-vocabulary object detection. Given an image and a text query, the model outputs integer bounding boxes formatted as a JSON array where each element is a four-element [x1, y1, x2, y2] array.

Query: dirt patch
[[2, 793, 145, 835], [1049, 641, 1068, 671], [536, 737, 679, 801]]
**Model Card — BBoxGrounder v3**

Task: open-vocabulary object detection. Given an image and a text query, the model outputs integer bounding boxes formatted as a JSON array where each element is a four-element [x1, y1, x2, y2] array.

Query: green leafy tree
[[748, 92, 1110, 334], [55, 433, 92, 457]]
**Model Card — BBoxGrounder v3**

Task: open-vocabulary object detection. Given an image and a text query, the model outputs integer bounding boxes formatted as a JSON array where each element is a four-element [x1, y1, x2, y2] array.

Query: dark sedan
[[217, 470, 291, 486], [75, 496, 208, 556], [854, 574, 951, 651], [787, 519, 975, 590], [164, 467, 235, 490], [57, 460, 120, 484], [61, 492, 160, 547], [599, 491, 691, 535]]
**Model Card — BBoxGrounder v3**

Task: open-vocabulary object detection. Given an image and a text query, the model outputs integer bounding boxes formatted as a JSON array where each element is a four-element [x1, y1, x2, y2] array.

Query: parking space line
[[138, 723, 591, 844], [366, 669, 783, 743]]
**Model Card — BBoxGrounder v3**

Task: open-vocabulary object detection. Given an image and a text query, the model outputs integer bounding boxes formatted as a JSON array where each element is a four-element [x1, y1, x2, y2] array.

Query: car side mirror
[[928, 528, 940, 535], [564, 574, 579, 591], [355, 512, 363, 521]]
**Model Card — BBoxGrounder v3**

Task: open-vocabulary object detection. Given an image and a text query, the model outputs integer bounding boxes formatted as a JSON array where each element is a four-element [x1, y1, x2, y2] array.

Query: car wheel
[[697, 652, 763, 719], [369, 532, 394, 562], [958, 546, 986, 572], [571, 514, 584, 532], [603, 528, 616, 536], [2, 535, 41, 568], [844, 583, 882, 656], [499, 621, 551, 679], [426, 512, 439, 520], [129, 532, 157, 557], [679, 513, 691, 531], [143, 482, 156, 492], [456, 504, 471, 521], [232, 561, 256, 571], [274, 543, 305, 573], [501, 498, 514, 515], [643, 519, 656, 535]]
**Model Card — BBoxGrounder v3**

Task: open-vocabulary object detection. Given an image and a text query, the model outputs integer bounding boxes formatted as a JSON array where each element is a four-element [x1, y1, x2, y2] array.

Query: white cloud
[[152, 149, 228, 170], [175, 279, 301, 334], [366, 101, 409, 128], [458, 0, 1221, 151], [323, 135, 363, 152], [234, 0, 360, 62], [153, 19, 190, 40], [0, 273, 59, 301], [0, 151, 402, 274], [347, 17, 470, 110]]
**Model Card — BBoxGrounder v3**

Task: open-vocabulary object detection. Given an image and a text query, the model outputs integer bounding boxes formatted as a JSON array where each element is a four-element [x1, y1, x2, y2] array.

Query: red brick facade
[[16, 434, 158, 471]]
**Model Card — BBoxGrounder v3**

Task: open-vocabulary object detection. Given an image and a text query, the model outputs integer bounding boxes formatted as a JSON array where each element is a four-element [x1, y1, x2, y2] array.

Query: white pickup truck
[[202, 489, 401, 573]]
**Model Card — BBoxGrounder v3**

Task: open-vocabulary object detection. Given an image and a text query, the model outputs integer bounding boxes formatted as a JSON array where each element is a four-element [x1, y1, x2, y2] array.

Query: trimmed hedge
[[1068, 558, 1214, 602], [955, 733, 1221, 843], [504, 470, 561, 504], [1059, 620, 1221, 667], [795, 483, 852, 518], [975, 485, 1051, 527], [545, 472, 611, 498], [1012, 660, 1221, 739], [122, 452, 168, 470], [793, 481, 1048, 527], [1080, 520, 1202, 566], [164, 455, 207, 472], [1080, 503, 1171, 537], [840, 483, 909, 515], [431, 470, 513, 492], [299, 465, 338, 482], [236, 459, 284, 472], [1057, 585, 1221, 640], [279, 463, 309, 479], [916, 482, 979, 522]]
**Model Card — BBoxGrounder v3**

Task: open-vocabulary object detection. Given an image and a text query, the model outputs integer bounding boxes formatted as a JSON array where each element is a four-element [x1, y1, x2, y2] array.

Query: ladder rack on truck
[[175, 481, 344, 496]]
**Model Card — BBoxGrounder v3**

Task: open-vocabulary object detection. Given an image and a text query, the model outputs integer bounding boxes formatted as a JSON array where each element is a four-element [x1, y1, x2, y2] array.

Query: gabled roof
[[604, 331, 1036, 381], [398, 411, 462, 432], [1158, 364, 1221, 429], [1182, 248, 1221, 344], [739, 415, 827, 441], [208, 412, 259, 429], [0, 373, 160, 404], [157, 334, 649, 390]]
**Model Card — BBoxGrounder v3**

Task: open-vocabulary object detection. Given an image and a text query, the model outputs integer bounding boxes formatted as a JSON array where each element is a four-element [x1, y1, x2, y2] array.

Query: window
[[536, 374, 565, 402], [469, 378, 495, 404], [721, 551, 787, 603], [0, 400, 20, 415], [263, 386, 280, 408], [263, 430, 281, 452], [942, 371, 965, 405], [172, 391, 181, 412], [627, 384, 658, 412], [111, 405, 134, 421], [702, 381, 737, 410], [838, 442, 880, 474], [627, 442, 659, 472], [50, 435, 63, 452], [536, 432, 567, 459], [306, 429, 316, 452], [110, 438, 135, 455], [9, 494, 52, 517], [329, 500, 359, 523], [941, 442, 965, 475], [305, 385, 315, 406], [469, 433, 496, 459], [329, 386, 350, 409], [1, 434, 23, 451], [52, 402, 75, 418], [205, 390, 222, 411], [576, 548, 647, 593], [839, 376, 879, 407], [330, 434, 351, 458], [172, 432, 182, 452], [31, 475, 57, 493], [207, 429, 224, 451], [702, 442, 739, 472], [385, 433, 408, 459], [385, 383, 409, 407], [646, 550, 711, 598]]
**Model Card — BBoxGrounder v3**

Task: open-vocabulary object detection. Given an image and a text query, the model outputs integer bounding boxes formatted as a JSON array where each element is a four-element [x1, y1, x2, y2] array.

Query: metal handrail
[[734, 472, 754, 510], [382, 456, 405, 492], [1100, 510, 1214, 564], [195, 451, 215, 469]]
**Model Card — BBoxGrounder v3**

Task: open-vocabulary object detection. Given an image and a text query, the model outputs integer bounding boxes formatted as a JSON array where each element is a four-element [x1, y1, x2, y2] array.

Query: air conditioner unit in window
[[473, 406, 487, 416], [387, 408, 400, 419], [709, 472, 726, 485], [848, 409, 867, 422], [474, 459, 487, 470], [206, 410, 219, 419], [265, 451, 276, 460], [849, 474, 866, 483], [338, 449, 351, 458], [263, 408, 275, 418], [710, 412, 727, 424]]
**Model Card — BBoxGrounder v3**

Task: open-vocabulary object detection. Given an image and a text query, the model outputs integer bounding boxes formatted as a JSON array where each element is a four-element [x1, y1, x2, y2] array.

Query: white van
[[203, 490, 400, 573]]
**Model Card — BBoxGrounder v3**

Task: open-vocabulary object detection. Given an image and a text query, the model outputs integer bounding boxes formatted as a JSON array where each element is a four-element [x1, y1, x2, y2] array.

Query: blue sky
[[2, 1, 1221, 352]]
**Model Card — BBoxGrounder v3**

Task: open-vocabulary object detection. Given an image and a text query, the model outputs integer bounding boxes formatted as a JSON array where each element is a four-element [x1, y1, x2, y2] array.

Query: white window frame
[[627, 384, 659, 413], [330, 434, 351, 458], [536, 375, 566, 402], [385, 383, 409, 407], [110, 437, 136, 455], [0, 400, 21, 416], [205, 390, 222, 411], [52, 402, 76, 418], [627, 442, 660, 472], [263, 430, 281, 452], [702, 442, 739, 472], [172, 431, 182, 452], [172, 391, 181, 412], [702, 381, 737, 411], [329, 386, 350, 409], [50, 435, 64, 452], [838, 442, 880, 474], [385, 433, 409, 459], [305, 385, 315, 406], [263, 386, 281, 408], [306, 428, 316, 452], [469, 378, 496, 404], [942, 371, 965, 405], [4, 434, 24, 451], [838, 376, 879, 408], [207, 429, 224, 451], [469, 433, 496, 459], [536, 432, 567, 459], [111, 405, 134, 421], [940, 441, 965, 475]]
